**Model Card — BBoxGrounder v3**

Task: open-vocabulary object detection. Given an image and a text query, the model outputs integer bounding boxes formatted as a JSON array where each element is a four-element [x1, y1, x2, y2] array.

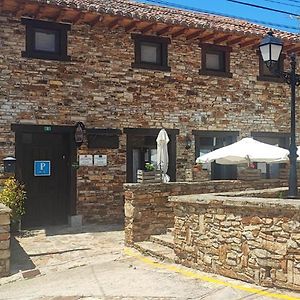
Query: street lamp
[[259, 31, 299, 198]]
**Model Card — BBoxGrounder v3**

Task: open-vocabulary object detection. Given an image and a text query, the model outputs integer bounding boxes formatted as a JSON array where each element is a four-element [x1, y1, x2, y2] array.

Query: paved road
[[0, 225, 299, 300]]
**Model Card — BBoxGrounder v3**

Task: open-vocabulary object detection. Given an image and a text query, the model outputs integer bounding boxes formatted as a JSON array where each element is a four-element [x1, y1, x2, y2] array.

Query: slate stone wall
[[170, 189, 300, 291], [124, 180, 289, 245], [0, 13, 298, 222]]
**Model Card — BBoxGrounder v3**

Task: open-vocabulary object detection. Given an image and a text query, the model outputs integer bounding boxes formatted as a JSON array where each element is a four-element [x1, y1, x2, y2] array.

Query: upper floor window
[[131, 34, 171, 71], [257, 52, 284, 82], [199, 44, 232, 78], [21, 18, 71, 61]]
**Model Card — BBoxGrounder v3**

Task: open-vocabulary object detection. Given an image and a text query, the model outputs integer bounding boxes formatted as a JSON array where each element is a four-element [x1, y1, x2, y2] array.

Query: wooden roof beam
[[226, 36, 244, 46], [240, 38, 259, 48], [288, 46, 300, 54], [125, 20, 139, 33], [284, 44, 296, 52], [15, 3, 27, 18], [198, 33, 215, 43], [89, 15, 103, 28], [156, 25, 171, 36], [214, 34, 231, 44], [71, 12, 85, 24], [172, 28, 187, 38], [107, 17, 121, 30], [141, 23, 155, 34], [186, 30, 205, 41]]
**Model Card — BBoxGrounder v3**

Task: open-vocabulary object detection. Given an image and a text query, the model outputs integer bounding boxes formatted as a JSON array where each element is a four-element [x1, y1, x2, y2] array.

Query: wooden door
[[18, 132, 70, 227]]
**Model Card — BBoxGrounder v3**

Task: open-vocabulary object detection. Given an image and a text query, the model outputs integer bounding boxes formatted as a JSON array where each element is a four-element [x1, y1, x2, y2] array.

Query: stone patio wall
[[170, 188, 300, 291], [124, 180, 288, 245], [0, 204, 10, 277]]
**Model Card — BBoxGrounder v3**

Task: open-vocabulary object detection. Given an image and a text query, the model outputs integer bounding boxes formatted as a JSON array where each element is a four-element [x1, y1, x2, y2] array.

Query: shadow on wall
[[10, 236, 36, 275]]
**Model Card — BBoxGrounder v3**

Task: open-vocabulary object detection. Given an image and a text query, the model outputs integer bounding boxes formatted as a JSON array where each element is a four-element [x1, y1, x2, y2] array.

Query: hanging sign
[[74, 122, 85, 147]]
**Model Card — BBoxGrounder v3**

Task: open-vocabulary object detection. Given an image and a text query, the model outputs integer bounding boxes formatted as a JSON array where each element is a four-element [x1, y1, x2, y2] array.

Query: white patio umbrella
[[156, 129, 170, 182], [196, 137, 289, 165]]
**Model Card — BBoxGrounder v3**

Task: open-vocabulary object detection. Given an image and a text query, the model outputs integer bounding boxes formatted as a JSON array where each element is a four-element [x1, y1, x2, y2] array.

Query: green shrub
[[0, 178, 26, 222], [145, 162, 155, 171]]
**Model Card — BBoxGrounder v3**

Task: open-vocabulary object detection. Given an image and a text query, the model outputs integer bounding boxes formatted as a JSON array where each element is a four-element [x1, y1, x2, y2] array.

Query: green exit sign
[[44, 126, 52, 132]]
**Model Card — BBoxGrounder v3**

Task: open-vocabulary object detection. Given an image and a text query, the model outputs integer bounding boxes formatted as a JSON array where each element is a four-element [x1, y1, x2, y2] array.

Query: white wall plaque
[[79, 155, 93, 166], [94, 155, 107, 166]]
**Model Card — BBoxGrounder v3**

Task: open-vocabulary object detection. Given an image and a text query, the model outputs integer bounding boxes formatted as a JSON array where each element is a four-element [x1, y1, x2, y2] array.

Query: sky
[[135, 0, 300, 33]]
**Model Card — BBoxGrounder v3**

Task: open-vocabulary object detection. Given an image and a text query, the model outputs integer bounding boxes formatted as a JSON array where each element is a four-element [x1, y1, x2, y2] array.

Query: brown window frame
[[257, 52, 284, 83], [131, 34, 171, 71], [199, 44, 232, 78], [21, 18, 71, 61]]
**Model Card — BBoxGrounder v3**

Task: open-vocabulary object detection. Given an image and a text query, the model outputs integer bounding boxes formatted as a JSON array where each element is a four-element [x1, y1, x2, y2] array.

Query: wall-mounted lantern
[[74, 122, 85, 147], [3, 157, 16, 174]]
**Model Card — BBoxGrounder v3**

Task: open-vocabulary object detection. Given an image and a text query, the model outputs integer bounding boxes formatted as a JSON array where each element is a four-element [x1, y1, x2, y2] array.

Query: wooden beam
[[72, 12, 84, 24], [156, 25, 171, 36], [284, 44, 296, 52], [172, 28, 187, 38], [107, 17, 121, 29], [288, 46, 300, 54], [226, 36, 244, 46], [125, 20, 139, 33], [239, 38, 258, 48], [89, 15, 102, 28], [186, 30, 204, 41], [214, 34, 231, 44], [15, 3, 27, 18], [141, 23, 155, 34], [198, 33, 215, 43]]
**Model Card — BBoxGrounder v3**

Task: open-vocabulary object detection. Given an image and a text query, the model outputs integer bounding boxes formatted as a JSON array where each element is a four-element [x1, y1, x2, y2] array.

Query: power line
[[138, 0, 299, 31], [262, 0, 300, 9], [227, 0, 300, 17]]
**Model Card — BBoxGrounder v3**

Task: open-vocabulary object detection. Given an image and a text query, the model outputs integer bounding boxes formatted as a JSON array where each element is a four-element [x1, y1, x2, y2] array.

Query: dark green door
[[17, 132, 70, 227]]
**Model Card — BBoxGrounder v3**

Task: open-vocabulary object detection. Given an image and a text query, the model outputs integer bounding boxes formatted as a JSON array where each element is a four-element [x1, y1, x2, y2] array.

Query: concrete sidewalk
[[0, 224, 299, 300]]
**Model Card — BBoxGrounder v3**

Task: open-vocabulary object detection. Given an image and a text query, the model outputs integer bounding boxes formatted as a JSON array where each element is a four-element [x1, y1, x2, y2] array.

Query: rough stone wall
[[124, 180, 289, 245], [0, 204, 10, 277], [1, 13, 299, 222], [170, 191, 300, 291]]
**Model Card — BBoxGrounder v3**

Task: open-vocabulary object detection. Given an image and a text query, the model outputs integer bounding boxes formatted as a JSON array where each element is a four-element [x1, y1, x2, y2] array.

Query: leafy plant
[[145, 162, 155, 171], [0, 178, 26, 222]]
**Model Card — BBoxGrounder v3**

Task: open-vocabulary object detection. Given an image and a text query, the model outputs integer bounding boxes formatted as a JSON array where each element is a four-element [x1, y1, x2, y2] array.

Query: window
[[257, 53, 284, 82], [200, 44, 232, 78], [251, 132, 289, 179], [131, 34, 170, 71], [21, 18, 71, 61], [193, 130, 239, 180]]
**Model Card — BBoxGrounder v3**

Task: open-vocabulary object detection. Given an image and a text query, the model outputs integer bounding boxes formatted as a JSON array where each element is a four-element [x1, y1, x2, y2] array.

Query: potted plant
[[137, 163, 162, 183], [0, 177, 26, 232]]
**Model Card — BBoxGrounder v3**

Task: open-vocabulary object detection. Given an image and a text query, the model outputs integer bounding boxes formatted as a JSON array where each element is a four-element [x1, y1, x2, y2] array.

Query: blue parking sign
[[34, 161, 51, 176]]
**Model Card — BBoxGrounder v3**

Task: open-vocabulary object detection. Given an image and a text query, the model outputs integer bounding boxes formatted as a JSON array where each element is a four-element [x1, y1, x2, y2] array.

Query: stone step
[[150, 233, 174, 249], [134, 241, 176, 263]]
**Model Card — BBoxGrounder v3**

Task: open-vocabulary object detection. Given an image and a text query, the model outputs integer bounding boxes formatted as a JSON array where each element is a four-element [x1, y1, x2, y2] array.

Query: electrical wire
[[227, 0, 300, 17], [262, 0, 300, 9], [138, 0, 299, 31]]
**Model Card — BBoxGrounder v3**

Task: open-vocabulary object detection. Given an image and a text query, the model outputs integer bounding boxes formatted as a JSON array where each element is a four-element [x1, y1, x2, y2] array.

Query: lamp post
[[259, 32, 299, 198]]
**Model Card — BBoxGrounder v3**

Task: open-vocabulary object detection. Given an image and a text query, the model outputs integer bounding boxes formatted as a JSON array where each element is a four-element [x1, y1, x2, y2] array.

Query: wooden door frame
[[124, 128, 179, 182], [11, 124, 77, 216]]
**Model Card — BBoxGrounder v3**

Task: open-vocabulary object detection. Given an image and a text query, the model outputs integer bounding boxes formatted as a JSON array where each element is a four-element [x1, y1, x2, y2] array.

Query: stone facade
[[1, 11, 299, 223], [170, 189, 300, 291], [124, 180, 289, 245], [0, 204, 10, 277]]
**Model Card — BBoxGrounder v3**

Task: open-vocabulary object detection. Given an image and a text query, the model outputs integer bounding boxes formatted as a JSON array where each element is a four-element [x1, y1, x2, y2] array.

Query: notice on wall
[[94, 155, 107, 166], [79, 155, 93, 166]]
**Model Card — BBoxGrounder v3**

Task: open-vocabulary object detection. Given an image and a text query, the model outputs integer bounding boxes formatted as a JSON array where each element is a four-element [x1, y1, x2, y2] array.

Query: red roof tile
[[28, 0, 300, 41]]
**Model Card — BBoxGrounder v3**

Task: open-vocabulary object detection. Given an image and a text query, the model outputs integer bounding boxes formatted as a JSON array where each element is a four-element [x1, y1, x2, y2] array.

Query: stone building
[[0, 0, 299, 226]]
